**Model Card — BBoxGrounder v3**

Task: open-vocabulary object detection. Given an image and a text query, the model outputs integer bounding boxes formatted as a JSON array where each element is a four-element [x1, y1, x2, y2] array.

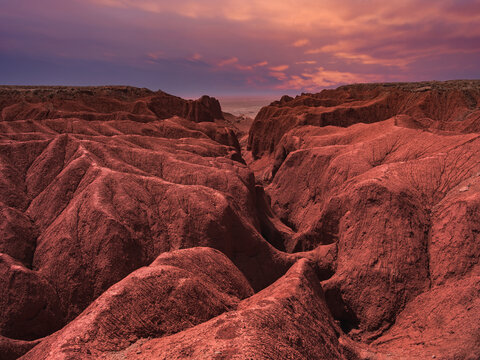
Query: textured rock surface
[[0, 254, 63, 340], [248, 80, 480, 159], [114, 259, 358, 360], [21, 248, 254, 360], [0, 86, 302, 358], [0, 86, 224, 123], [0, 82, 479, 359], [246, 80, 480, 358], [0, 336, 40, 360]]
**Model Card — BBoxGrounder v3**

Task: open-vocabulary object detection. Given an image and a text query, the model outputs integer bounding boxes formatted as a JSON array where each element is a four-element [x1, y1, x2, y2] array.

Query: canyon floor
[[0, 81, 479, 359]]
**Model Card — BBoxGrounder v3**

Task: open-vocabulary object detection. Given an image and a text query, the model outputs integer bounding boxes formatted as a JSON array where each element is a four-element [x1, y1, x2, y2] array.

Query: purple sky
[[1, 0, 479, 97]]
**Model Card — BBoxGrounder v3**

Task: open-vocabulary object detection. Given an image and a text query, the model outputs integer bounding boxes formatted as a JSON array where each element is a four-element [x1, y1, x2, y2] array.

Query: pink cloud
[[293, 39, 310, 47], [253, 61, 268, 67], [237, 60, 269, 71], [269, 71, 288, 81], [269, 65, 289, 71], [147, 51, 164, 60], [217, 57, 239, 67], [277, 67, 387, 90], [296, 60, 317, 65]]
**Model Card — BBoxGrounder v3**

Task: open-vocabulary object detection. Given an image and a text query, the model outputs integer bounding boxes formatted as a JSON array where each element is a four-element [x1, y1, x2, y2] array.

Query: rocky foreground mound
[[0, 82, 479, 359]]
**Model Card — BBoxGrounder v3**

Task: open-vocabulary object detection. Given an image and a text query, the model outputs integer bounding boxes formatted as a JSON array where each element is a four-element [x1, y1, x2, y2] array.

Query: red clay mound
[[114, 259, 359, 360], [21, 247, 254, 360]]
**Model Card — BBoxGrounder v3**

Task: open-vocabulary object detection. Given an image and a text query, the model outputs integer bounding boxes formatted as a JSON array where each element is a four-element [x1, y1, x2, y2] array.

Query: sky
[[1, 0, 480, 97]]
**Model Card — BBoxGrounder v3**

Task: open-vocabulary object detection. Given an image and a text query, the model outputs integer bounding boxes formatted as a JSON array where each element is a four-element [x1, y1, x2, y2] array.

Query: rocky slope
[[247, 80, 480, 359], [0, 82, 478, 359], [0, 86, 223, 123], [248, 80, 480, 160]]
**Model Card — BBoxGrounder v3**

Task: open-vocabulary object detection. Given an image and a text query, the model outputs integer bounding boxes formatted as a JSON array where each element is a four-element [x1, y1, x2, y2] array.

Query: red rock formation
[[0, 82, 479, 359], [0, 86, 304, 358], [111, 259, 358, 360], [182, 95, 224, 123], [247, 80, 480, 358], [21, 248, 254, 360], [0, 86, 224, 123], [0, 109, 293, 319], [248, 80, 480, 159], [0, 254, 63, 341], [0, 336, 40, 360]]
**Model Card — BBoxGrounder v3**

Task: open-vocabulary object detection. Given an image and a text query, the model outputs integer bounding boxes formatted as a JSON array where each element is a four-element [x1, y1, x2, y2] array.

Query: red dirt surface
[[0, 82, 478, 359]]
